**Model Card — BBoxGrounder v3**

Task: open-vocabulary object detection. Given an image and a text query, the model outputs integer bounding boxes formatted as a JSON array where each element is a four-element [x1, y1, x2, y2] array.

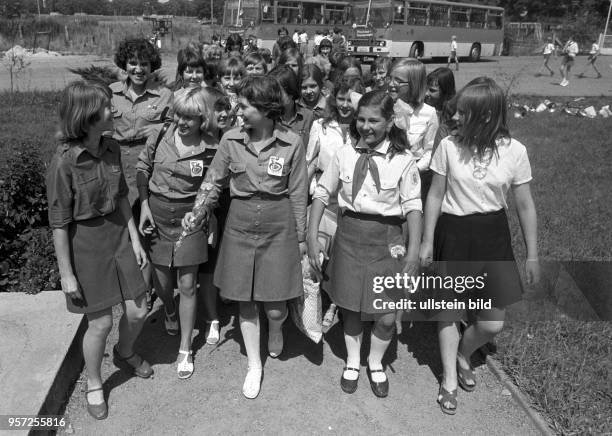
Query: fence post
[[64, 25, 69, 44]]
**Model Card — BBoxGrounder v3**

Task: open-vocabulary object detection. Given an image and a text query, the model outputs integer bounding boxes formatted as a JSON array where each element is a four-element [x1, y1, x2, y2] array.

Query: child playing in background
[[577, 39, 602, 79]]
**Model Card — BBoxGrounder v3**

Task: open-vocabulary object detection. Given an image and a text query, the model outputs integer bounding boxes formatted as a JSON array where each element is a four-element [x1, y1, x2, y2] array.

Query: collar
[[170, 125, 218, 159], [298, 95, 326, 112], [110, 79, 162, 98], [355, 138, 390, 155], [224, 124, 297, 146], [73, 137, 114, 158]]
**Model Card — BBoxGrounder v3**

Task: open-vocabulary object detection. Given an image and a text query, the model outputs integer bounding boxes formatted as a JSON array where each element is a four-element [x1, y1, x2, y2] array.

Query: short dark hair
[[268, 64, 300, 101], [236, 75, 284, 121], [175, 46, 207, 90], [225, 33, 243, 53], [114, 38, 162, 71]]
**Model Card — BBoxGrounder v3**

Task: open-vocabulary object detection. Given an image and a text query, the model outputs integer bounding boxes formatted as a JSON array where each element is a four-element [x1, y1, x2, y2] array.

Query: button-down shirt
[[313, 139, 422, 217], [280, 104, 314, 150], [430, 136, 532, 216], [306, 119, 351, 173], [136, 125, 218, 200], [394, 99, 439, 172], [203, 125, 308, 241], [298, 95, 328, 120], [46, 137, 128, 228], [110, 79, 173, 143]]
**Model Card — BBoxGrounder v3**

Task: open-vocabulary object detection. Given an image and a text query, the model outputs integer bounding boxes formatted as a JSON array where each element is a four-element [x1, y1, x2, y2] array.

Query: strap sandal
[[164, 309, 179, 336], [456, 354, 476, 392], [340, 366, 359, 394], [177, 350, 194, 379], [366, 365, 389, 398], [242, 366, 263, 399], [113, 345, 154, 378], [85, 387, 108, 420], [437, 385, 457, 415], [206, 320, 220, 345]]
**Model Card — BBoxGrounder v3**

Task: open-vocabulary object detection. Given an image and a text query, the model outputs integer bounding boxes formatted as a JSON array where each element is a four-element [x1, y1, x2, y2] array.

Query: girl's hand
[[132, 241, 149, 270], [138, 200, 156, 236], [402, 257, 420, 278], [525, 259, 541, 285], [307, 236, 328, 282], [299, 241, 307, 257], [61, 274, 83, 300], [419, 242, 434, 268]]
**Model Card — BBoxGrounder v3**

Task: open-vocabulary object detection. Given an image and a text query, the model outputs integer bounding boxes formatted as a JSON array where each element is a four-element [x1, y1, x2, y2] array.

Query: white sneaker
[[206, 320, 220, 345], [242, 367, 263, 399], [560, 79, 569, 87]]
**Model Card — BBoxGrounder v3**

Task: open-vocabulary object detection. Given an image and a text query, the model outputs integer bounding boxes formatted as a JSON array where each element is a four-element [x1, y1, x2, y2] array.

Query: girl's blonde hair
[[390, 58, 427, 107], [57, 80, 111, 142], [173, 86, 210, 132]]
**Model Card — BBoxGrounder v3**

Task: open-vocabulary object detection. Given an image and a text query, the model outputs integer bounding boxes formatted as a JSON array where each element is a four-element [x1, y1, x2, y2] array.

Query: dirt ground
[[1, 54, 611, 97], [58, 302, 539, 435]]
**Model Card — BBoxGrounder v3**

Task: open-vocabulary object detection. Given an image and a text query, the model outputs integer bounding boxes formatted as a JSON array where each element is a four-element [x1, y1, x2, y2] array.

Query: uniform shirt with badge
[[135, 125, 218, 200], [110, 79, 173, 143], [306, 118, 352, 174], [313, 139, 422, 217], [430, 136, 532, 216], [46, 137, 129, 228], [203, 125, 308, 240]]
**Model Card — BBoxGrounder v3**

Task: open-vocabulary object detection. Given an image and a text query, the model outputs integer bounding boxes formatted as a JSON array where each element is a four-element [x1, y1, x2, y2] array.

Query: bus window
[[261, 1, 274, 22], [393, 1, 406, 24], [369, 2, 392, 28], [486, 9, 503, 29], [278, 1, 301, 24], [406, 2, 429, 26], [241, 0, 260, 26], [302, 2, 324, 25], [350, 1, 369, 26], [450, 6, 469, 28], [470, 8, 486, 28], [430, 4, 450, 27], [324, 3, 346, 25]]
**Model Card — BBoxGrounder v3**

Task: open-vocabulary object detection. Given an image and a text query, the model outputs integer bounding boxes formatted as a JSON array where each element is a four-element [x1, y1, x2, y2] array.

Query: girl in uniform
[[308, 90, 423, 398], [183, 75, 308, 399], [420, 79, 540, 414], [136, 88, 217, 379], [305, 79, 356, 329], [174, 46, 207, 97], [425, 67, 456, 152], [47, 81, 152, 420], [299, 64, 327, 119]]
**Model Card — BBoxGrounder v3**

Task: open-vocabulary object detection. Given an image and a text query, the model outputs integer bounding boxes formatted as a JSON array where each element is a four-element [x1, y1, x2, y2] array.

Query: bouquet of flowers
[[175, 170, 218, 253]]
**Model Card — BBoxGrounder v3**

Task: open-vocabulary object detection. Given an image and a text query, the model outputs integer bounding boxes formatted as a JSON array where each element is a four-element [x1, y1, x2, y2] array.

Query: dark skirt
[[214, 195, 303, 302], [199, 188, 231, 275], [324, 210, 406, 315], [67, 207, 146, 314], [423, 209, 523, 317], [148, 194, 208, 268]]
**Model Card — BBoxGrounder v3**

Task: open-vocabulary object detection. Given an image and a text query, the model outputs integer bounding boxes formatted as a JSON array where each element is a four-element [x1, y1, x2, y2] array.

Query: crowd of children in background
[[47, 32, 541, 420], [537, 35, 602, 87]]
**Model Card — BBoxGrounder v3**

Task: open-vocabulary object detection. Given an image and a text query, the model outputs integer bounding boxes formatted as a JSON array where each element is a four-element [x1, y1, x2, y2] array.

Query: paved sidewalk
[[59, 301, 539, 435]]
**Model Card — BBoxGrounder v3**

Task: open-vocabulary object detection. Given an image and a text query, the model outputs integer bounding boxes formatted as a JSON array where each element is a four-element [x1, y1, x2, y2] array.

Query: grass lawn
[[1, 91, 611, 434]]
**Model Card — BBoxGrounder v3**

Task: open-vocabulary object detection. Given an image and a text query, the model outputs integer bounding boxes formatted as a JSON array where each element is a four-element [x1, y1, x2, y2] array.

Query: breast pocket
[[74, 170, 103, 214], [228, 161, 250, 192], [144, 107, 164, 122], [376, 174, 401, 206]]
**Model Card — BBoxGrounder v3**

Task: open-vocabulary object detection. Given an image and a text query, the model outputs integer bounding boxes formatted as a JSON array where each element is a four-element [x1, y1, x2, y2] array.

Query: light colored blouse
[[430, 135, 532, 216]]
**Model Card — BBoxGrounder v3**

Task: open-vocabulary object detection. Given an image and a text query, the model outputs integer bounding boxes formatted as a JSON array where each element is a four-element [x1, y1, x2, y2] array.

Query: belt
[[342, 210, 404, 225], [118, 138, 147, 147], [235, 192, 288, 201]]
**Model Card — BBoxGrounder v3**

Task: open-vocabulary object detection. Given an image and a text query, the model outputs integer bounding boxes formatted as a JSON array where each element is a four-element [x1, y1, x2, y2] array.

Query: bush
[[15, 228, 60, 293], [0, 141, 51, 292]]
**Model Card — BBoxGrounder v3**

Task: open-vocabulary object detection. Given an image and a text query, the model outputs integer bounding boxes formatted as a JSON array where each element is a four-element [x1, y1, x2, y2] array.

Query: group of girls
[[46, 35, 540, 421]]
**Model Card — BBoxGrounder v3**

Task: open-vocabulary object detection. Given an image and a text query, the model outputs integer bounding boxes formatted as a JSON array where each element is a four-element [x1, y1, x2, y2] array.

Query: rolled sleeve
[[46, 153, 74, 228], [135, 131, 159, 180], [288, 138, 308, 241], [512, 143, 533, 185], [312, 149, 340, 206], [400, 160, 423, 215]]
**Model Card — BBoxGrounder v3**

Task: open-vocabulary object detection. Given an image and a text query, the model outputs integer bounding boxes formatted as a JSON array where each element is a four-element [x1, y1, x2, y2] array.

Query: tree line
[[2, 0, 611, 23]]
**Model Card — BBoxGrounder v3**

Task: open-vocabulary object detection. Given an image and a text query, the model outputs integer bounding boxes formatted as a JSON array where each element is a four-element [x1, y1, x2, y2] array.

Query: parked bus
[[222, 0, 352, 52], [347, 0, 504, 63]]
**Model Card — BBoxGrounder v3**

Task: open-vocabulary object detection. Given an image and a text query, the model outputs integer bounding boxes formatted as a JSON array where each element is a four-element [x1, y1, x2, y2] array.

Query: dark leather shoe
[[340, 367, 359, 394], [85, 387, 108, 420], [113, 345, 154, 378], [367, 367, 389, 398]]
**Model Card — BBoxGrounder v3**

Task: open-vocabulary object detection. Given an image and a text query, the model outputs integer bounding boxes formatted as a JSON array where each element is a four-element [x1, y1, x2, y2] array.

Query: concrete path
[[0, 54, 611, 97], [58, 300, 539, 435]]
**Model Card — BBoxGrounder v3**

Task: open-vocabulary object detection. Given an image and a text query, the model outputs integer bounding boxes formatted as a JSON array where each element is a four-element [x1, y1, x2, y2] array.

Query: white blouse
[[430, 136, 532, 216]]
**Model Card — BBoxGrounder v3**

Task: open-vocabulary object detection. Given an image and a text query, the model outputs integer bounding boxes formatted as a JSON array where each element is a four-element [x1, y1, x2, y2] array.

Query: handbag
[[290, 255, 323, 343]]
